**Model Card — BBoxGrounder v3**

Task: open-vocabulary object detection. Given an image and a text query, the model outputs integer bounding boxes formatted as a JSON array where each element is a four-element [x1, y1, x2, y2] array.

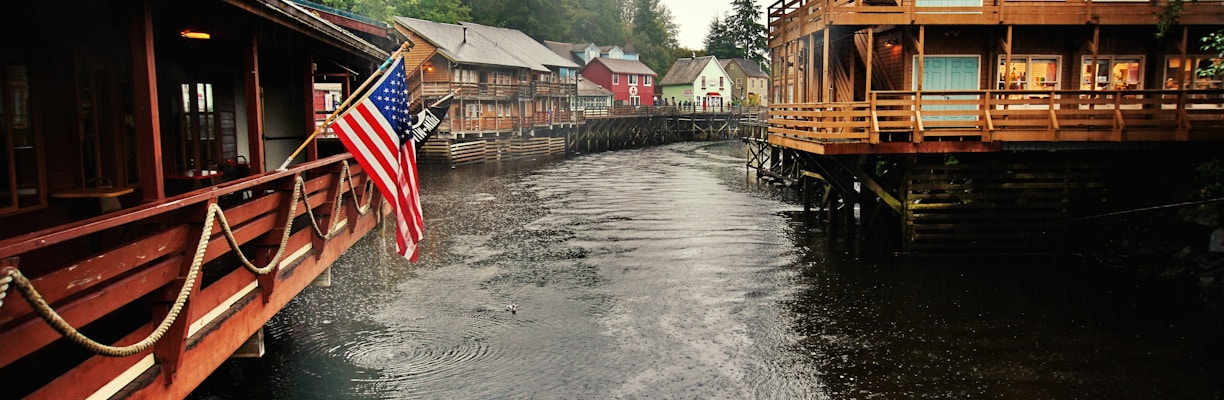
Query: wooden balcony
[[768, 89, 1224, 154], [768, 0, 1224, 46], [0, 154, 385, 398]]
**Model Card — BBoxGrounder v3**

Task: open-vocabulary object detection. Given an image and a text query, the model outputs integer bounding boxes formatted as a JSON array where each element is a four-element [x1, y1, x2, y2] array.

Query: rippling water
[[192, 141, 1224, 399]]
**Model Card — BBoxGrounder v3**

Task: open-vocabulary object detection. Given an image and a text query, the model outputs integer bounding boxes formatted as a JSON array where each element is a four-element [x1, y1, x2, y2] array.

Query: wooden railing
[[0, 154, 383, 399], [767, 0, 1223, 45], [768, 89, 1224, 145]]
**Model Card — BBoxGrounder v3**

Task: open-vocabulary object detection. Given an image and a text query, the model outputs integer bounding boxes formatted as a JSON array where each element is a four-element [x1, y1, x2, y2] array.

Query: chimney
[[691, 51, 695, 59], [463, 27, 468, 43]]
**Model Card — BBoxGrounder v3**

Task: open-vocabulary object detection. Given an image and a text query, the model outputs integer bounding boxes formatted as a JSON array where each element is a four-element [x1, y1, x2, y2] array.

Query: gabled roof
[[259, 0, 388, 60], [598, 45, 621, 53], [543, 40, 584, 65], [720, 58, 768, 78], [585, 57, 656, 76], [394, 17, 576, 72], [460, 23, 579, 70], [659, 56, 721, 86], [578, 78, 614, 97]]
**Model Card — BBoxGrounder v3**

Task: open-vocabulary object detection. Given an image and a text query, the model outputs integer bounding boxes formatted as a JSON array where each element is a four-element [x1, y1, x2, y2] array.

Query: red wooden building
[[580, 57, 659, 106]]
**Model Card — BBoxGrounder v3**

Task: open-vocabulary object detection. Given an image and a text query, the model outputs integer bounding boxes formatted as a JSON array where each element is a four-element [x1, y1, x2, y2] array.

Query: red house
[[580, 57, 658, 106]]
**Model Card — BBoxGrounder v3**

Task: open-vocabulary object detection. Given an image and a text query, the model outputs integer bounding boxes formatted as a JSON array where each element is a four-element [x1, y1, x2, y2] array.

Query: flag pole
[[276, 40, 414, 171]]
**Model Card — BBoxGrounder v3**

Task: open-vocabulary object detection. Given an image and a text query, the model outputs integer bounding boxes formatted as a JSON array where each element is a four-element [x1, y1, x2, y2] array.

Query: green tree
[[396, 0, 470, 24], [567, 0, 630, 45], [703, 14, 737, 60], [629, 0, 680, 76], [727, 0, 767, 65]]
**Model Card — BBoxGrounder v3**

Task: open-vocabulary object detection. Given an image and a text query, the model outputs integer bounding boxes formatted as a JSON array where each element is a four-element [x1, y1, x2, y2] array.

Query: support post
[[130, 0, 164, 202]]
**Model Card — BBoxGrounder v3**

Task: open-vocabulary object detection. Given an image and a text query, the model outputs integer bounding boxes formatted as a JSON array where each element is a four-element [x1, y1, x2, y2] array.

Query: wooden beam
[[823, 29, 831, 103], [865, 29, 874, 96], [1003, 26, 1013, 90], [846, 158, 903, 213], [1089, 25, 1099, 92], [916, 26, 925, 91], [245, 35, 265, 174], [130, 0, 164, 202]]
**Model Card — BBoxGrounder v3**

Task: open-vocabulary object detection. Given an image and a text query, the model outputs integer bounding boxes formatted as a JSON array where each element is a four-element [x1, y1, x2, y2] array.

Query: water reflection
[[192, 141, 1223, 399]]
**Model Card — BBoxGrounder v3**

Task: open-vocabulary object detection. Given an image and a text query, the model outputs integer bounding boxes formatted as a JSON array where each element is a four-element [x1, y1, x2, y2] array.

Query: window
[[644, 75, 652, 86], [1165, 56, 1222, 89], [701, 76, 707, 89], [630, 96, 640, 105], [612, 74, 619, 85], [454, 68, 477, 83], [628, 74, 638, 86], [1, 63, 41, 214], [1081, 56, 1143, 90], [719, 76, 725, 88], [998, 56, 1060, 90], [736, 78, 743, 88]]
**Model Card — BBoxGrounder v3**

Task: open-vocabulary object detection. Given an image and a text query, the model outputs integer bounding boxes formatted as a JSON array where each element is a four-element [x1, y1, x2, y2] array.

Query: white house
[[658, 56, 733, 109]]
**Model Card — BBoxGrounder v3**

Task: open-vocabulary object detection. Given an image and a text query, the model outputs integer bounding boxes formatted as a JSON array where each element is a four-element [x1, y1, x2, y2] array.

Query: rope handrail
[[0, 161, 377, 357]]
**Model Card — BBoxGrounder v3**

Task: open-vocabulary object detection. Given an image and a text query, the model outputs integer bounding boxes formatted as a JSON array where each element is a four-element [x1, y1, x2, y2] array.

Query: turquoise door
[[916, 56, 979, 121]]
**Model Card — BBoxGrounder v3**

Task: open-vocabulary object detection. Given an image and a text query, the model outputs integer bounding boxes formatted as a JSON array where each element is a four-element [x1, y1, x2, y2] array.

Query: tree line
[[314, 0, 768, 76]]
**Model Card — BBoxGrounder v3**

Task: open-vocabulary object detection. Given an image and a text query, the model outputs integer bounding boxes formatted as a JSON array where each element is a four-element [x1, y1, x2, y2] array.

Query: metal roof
[[394, 17, 578, 72], [578, 78, 614, 97], [585, 57, 657, 76]]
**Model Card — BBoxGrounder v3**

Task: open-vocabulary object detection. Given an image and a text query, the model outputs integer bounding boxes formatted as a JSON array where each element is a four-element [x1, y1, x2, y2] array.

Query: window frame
[[997, 55, 1061, 91], [1080, 55, 1145, 90]]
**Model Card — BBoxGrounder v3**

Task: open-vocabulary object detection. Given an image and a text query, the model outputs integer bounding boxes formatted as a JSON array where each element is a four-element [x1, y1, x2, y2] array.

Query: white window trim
[[612, 74, 619, 85], [629, 74, 638, 86], [1079, 55, 1145, 91], [644, 75, 653, 86], [996, 55, 1061, 90]]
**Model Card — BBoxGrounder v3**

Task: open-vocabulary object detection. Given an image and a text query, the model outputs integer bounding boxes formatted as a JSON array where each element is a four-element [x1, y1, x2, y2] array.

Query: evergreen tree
[[703, 0, 767, 66], [397, 0, 470, 23], [629, 0, 680, 76], [568, 0, 630, 45], [703, 13, 737, 60]]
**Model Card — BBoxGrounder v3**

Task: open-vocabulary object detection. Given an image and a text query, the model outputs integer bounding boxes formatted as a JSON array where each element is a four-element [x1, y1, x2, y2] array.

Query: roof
[[659, 56, 720, 86], [394, 17, 576, 72], [543, 40, 584, 66], [257, 0, 388, 60], [577, 78, 614, 97], [585, 57, 656, 76], [598, 45, 620, 53], [720, 58, 768, 78], [460, 23, 579, 69]]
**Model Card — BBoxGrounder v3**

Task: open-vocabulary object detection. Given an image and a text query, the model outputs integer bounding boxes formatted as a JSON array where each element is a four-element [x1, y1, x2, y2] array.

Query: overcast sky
[[664, 0, 774, 49]]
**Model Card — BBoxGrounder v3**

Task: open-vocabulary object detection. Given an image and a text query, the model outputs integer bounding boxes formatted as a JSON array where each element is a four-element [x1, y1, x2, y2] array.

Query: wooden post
[[822, 28, 831, 103], [866, 29, 874, 96], [1003, 26, 1013, 90], [245, 35, 265, 174], [305, 56, 319, 162], [1089, 25, 1099, 91], [916, 26, 925, 91], [130, 0, 164, 202]]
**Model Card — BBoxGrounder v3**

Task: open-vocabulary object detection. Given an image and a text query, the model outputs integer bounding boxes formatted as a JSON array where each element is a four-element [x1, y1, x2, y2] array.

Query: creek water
[[191, 141, 1223, 399]]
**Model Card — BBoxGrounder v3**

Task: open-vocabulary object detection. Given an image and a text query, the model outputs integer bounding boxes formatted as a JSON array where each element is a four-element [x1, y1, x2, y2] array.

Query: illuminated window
[[1164, 56, 1222, 89], [1081, 56, 1143, 90], [997, 56, 1060, 90]]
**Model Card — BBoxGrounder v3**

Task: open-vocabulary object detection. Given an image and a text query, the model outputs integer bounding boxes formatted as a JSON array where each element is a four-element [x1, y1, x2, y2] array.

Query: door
[[915, 56, 979, 122]]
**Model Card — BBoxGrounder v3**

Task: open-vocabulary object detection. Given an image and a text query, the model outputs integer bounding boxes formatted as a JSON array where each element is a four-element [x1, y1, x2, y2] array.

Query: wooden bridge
[[418, 106, 768, 165]]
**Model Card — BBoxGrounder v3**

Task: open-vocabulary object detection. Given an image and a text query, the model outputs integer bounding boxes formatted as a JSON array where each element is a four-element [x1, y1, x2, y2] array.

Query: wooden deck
[[769, 89, 1224, 154], [767, 0, 1224, 46], [0, 154, 385, 399]]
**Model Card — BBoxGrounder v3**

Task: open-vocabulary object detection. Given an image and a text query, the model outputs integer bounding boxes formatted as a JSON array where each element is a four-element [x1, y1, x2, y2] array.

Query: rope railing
[[0, 162, 377, 357]]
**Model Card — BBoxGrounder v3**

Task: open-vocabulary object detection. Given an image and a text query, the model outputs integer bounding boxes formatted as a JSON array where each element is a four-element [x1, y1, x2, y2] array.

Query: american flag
[[330, 57, 424, 261]]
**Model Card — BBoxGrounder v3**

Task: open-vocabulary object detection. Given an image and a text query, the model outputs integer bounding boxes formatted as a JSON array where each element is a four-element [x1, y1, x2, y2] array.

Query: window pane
[[1030, 58, 1057, 89]]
